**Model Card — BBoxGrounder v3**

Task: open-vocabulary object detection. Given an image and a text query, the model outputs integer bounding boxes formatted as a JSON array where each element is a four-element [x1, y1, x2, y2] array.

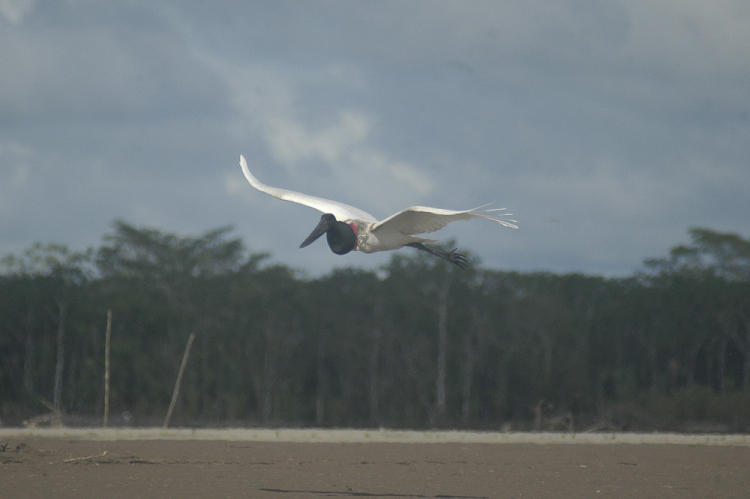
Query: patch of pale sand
[[0, 427, 748, 446]]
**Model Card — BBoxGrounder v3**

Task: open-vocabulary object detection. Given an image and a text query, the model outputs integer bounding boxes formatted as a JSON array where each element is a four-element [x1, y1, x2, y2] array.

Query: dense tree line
[[1, 222, 749, 432]]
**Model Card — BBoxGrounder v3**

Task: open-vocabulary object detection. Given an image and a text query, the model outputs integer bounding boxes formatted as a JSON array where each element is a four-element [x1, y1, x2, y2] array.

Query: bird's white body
[[350, 219, 431, 254], [239, 155, 517, 255]]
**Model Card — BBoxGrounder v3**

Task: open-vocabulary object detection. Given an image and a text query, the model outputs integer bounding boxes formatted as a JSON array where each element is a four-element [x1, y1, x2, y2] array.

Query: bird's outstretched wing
[[371, 205, 518, 235], [240, 155, 378, 223]]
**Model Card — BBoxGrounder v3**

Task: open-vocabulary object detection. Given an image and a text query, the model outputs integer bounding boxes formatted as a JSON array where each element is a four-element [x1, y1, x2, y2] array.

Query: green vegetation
[[1, 222, 749, 432]]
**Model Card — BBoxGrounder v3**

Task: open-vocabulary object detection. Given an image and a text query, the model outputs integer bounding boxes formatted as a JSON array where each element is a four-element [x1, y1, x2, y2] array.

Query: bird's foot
[[444, 248, 469, 269], [407, 243, 470, 270]]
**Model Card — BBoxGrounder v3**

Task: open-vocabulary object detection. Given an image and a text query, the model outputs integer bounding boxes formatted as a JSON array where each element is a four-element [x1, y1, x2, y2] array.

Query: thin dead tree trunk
[[717, 337, 727, 393], [460, 331, 475, 424], [729, 311, 750, 390], [315, 338, 326, 425], [435, 281, 450, 422], [23, 307, 35, 394], [261, 350, 274, 424], [369, 326, 381, 425], [53, 301, 67, 415], [103, 309, 112, 427], [163, 332, 196, 428], [462, 304, 487, 424], [24, 330, 34, 394], [260, 324, 277, 424]]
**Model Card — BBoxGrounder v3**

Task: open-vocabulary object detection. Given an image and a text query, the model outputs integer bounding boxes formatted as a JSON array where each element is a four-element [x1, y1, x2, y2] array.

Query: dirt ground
[[1, 435, 749, 498]]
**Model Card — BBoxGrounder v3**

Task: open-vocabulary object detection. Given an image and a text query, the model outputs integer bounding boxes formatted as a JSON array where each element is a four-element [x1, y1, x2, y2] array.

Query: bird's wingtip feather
[[473, 206, 520, 229]]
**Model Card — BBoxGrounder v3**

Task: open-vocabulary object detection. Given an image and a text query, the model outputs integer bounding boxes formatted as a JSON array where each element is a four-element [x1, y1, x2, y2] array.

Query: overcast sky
[[2, 0, 749, 277]]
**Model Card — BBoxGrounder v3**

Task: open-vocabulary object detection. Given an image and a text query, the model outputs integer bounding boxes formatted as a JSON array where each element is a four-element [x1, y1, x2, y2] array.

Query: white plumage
[[240, 156, 377, 224], [239, 155, 517, 267]]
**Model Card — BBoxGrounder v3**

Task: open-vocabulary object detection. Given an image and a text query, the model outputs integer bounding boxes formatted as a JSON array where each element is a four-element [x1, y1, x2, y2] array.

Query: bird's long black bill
[[299, 217, 332, 248]]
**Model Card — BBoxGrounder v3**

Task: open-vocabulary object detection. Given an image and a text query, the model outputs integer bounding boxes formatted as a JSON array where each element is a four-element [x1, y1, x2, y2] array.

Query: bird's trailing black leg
[[406, 243, 469, 269]]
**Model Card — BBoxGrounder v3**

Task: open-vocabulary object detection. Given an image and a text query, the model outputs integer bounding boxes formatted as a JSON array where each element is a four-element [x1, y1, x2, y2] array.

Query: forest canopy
[[1, 221, 749, 432]]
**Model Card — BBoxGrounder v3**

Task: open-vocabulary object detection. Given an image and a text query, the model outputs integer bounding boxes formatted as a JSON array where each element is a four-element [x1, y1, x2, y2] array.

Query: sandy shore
[[1, 429, 748, 498], [2, 427, 749, 445]]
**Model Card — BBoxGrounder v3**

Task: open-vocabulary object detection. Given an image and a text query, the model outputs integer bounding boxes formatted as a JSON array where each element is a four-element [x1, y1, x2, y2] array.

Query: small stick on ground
[[63, 450, 108, 463]]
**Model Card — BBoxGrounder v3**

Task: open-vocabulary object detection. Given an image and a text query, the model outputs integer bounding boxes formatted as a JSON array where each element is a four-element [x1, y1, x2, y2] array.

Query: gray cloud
[[2, 0, 749, 276]]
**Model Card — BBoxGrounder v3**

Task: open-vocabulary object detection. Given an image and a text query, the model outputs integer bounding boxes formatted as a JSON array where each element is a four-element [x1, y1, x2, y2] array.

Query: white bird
[[239, 155, 517, 268]]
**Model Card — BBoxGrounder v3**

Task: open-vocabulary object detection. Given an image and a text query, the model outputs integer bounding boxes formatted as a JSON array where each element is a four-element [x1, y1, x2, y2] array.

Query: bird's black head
[[299, 213, 356, 255]]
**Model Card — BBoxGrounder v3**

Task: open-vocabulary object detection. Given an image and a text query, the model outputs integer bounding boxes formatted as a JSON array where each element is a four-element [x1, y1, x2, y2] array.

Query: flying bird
[[239, 155, 517, 268]]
